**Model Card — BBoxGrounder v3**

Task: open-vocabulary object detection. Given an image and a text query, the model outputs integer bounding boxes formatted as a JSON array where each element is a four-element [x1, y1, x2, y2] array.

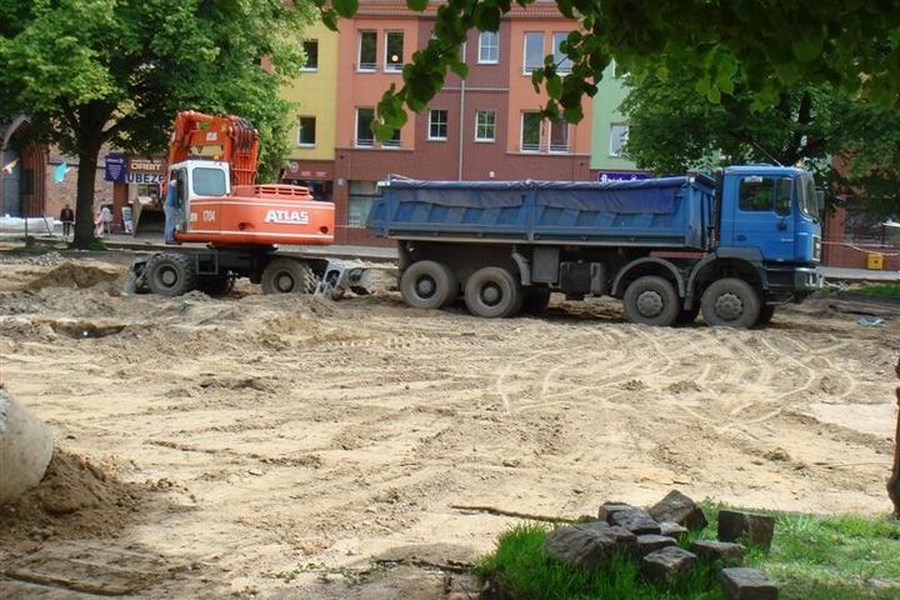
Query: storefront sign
[[128, 157, 165, 173], [286, 161, 332, 180], [596, 170, 651, 182], [126, 172, 164, 184], [104, 153, 127, 182]]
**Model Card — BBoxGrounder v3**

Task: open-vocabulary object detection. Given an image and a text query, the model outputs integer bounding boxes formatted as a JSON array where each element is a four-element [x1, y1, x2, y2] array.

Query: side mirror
[[816, 190, 825, 213]]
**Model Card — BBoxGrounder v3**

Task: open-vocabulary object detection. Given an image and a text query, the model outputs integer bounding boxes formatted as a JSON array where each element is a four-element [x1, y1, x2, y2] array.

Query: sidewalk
[[819, 266, 900, 283]]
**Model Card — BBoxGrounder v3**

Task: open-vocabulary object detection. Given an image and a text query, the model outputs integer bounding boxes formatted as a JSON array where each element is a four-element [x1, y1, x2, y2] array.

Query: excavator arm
[[168, 111, 260, 186]]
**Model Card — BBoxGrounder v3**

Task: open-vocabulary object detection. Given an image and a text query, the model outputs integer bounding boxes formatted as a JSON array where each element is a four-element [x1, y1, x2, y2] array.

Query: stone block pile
[[544, 490, 779, 600]]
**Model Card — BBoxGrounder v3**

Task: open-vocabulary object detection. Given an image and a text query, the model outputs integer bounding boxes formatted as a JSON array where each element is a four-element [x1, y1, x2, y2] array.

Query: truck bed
[[367, 176, 714, 249]]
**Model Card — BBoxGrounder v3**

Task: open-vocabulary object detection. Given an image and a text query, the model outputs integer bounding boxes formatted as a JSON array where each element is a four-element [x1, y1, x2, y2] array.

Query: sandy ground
[[0, 250, 898, 598]]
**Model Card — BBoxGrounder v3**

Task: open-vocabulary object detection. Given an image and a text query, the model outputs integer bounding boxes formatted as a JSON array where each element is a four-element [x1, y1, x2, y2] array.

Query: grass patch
[[475, 508, 900, 600], [854, 283, 900, 298]]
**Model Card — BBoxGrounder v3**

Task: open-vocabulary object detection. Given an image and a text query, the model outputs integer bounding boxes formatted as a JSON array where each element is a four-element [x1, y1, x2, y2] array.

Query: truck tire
[[261, 258, 317, 294], [146, 253, 198, 296], [400, 260, 457, 309], [756, 304, 776, 327], [701, 278, 760, 328], [522, 286, 552, 315], [464, 266, 522, 318], [198, 273, 234, 297], [623, 276, 680, 326]]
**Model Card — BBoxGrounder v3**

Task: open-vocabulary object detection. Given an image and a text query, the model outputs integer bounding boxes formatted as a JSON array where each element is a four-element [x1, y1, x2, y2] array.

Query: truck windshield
[[796, 173, 820, 221], [193, 167, 227, 197]]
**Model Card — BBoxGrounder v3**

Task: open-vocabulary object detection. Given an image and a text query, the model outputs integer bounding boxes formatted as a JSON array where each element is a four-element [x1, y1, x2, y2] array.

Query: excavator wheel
[[261, 258, 317, 294], [146, 253, 198, 297]]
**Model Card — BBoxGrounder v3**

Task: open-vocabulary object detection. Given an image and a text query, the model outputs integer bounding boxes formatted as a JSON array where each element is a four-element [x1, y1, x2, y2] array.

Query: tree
[[619, 66, 900, 206], [317, 0, 900, 137], [0, 0, 313, 248]]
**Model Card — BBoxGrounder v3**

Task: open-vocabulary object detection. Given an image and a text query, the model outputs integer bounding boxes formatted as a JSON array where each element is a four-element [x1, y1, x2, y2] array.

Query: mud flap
[[315, 259, 369, 301]]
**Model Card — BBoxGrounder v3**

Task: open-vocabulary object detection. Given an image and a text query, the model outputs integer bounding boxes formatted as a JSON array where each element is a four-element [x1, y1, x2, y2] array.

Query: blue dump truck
[[367, 165, 823, 327]]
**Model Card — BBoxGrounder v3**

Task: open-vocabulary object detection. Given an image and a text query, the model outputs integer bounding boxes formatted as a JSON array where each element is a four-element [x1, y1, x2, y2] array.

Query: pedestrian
[[100, 205, 113, 236], [59, 204, 74, 238], [163, 178, 181, 245]]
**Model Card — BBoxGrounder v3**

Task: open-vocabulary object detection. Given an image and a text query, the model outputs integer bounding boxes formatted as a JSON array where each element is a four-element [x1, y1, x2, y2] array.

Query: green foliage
[[0, 0, 314, 246], [620, 63, 900, 195], [477, 507, 900, 600], [315, 1, 899, 140]]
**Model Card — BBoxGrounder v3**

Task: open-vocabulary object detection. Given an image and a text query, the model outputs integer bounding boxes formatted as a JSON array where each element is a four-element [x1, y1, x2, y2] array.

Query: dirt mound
[[25, 261, 123, 291], [0, 448, 147, 543]]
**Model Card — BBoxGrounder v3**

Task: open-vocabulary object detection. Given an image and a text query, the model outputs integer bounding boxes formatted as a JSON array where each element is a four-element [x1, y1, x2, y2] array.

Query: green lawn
[[475, 506, 900, 600], [854, 283, 900, 298]]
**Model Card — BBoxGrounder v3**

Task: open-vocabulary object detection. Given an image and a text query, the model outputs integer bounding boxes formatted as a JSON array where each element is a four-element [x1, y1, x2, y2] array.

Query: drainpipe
[[457, 79, 466, 181]]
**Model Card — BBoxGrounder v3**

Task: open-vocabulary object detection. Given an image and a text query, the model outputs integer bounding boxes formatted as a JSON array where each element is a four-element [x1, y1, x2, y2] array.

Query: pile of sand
[[25, 261, 124, 292], [0, 448, 146, 543]]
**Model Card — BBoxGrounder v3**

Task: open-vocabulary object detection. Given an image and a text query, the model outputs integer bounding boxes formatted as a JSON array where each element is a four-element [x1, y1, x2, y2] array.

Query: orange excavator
[[128, 111, 364, 297]]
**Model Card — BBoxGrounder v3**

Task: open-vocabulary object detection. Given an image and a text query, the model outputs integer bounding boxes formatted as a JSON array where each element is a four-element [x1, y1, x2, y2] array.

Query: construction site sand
[[0, 256, 897, 598]]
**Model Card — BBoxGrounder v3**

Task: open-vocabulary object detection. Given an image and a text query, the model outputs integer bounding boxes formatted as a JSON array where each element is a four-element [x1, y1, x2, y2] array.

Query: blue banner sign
[[104, 153, 127, 182], [596, 170, 651, 182]]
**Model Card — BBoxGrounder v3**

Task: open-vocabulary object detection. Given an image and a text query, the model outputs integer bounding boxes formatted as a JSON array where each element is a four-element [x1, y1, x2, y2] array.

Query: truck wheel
[[146, 253, 198, 296], [756, 305, 776, 327], [623, 276, 680, 326], [464, 266, 522, 318], [198, 274, 234, 297], [522, 286, 552, 315], [261, 258, 317, 294], [701, 278, 760, 328], [400, 260, 457, 309]]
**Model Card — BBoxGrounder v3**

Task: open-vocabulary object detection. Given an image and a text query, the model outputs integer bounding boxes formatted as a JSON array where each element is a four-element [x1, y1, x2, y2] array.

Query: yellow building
[[280, 22, 339, 201]]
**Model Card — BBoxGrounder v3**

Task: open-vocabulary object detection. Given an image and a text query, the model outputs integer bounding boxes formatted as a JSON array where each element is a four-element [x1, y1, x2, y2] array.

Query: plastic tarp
[[380, 176, 712, 214], [0, 215, 57, 234]]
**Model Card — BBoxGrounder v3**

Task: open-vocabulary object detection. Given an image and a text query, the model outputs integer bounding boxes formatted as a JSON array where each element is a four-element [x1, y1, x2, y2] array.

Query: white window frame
[[355, 108, 375, 147], [609, 123, 629, 157], [478, 31, 499, 64], [552, 32, 572, 74], [357, 31, 377, 72], [428, 109, 448, 141], [384, 31, 404, 72], [523, 32, 544, 74], [520, 111, 542, 152], [300, 39, 319, 72], [474, 110, 496, 142], [297, 116, 316, 147]]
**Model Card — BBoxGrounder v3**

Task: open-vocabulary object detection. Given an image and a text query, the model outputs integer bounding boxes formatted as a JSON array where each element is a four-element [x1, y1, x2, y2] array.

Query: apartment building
[[283, 0, 593, 245]]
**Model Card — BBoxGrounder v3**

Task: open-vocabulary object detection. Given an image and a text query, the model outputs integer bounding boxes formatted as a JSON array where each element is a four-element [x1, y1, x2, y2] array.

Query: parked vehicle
[[129, 111, 365, 298], [367, 166, 823, 327]]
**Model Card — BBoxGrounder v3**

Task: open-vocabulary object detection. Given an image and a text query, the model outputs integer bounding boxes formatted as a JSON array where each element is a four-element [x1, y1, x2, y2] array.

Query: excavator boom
[[169, 111, 260, 186]]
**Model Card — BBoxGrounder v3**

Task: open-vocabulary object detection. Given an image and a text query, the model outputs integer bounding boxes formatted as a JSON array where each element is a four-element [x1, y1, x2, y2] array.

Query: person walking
[[163, 178, 181, 245], [100, 205, 113, 237], [59, 204, 74, 239]]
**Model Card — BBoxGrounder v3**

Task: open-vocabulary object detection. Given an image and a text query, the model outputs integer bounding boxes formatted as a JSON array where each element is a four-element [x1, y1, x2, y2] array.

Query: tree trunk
[[72, 142, 101, 249]]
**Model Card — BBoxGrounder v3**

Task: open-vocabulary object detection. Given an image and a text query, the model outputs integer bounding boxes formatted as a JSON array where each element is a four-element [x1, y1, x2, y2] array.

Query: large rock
[[544, 526, 617, 571], [690, 539, 746, 565], [609, 508, 661, 535], [597, 502, 634, 522], [721, 567, 779, 599], [575, 521, 638, 557], [718, 510, 776, 551], [640, 546, 696, 585], [0, 388, 54, 505], [636, 534, 677, 558], [649, 490, 709, 531]]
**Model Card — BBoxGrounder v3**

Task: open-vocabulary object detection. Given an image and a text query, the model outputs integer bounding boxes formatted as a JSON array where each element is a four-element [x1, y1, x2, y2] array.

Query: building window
[[475, 110, 496, 142], [385, 31, 404, 72], [549, 119, 569, 153], [521, 112, 541, 152], [356, 108, 375, 147], [383, 128, 402, 148], [298, 117, 316, 147], [609, 123, 629, 157], [301, 40, 318, 71], [552, 32, 572, 74], [348, 180, 380, 227], [478, 31, 499, 64], [358, 31, 377, 71], [429, 109, 448, 140], [523, 32, 544, 74]]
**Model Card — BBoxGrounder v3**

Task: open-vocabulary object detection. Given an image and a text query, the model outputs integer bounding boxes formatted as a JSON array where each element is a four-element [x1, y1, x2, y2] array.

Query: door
[[726, 175, 794, 262]]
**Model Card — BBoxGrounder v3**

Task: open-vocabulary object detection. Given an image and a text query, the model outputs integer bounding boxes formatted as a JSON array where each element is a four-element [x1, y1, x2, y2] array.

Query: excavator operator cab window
[[193, 167, 228, 197]]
